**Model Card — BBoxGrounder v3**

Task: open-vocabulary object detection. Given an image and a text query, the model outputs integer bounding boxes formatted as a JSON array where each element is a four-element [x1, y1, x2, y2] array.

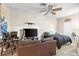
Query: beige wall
[[71, 12, 79, 34], [8, 9, 57, 38], [57, 17, 64, 35], [57, 12, 79, 35]]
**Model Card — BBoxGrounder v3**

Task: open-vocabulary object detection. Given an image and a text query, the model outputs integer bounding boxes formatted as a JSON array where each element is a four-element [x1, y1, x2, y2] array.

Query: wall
[[71, 12, 79, 34], [57, 17, 64, 35], [9, 9, 57, 39], [57, 12, 79, 35]]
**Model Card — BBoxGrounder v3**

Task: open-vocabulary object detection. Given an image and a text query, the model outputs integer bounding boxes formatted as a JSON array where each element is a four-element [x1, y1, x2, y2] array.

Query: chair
[[76, 38, 79, 55], [0, 32, 14, 56], [10, 31, 18, 39], [1, 31, 18, 56]]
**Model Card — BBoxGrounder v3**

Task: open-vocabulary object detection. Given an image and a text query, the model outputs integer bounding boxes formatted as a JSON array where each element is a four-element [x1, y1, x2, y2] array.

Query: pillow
[[41, 31, 54, 39]]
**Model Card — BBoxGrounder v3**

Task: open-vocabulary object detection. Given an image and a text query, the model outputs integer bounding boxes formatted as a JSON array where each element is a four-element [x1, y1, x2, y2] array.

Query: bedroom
[[0, 3, 79, 56]]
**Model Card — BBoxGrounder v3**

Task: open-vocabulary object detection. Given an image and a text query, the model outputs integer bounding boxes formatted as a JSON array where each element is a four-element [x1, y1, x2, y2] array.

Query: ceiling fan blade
[[44, 12, 49, 15], [51, 11, 56, 15], [40, 10, 47, 12], [53, 8, 62, 11], [40, 3, 47, 6], [44, 9, 50, 15]]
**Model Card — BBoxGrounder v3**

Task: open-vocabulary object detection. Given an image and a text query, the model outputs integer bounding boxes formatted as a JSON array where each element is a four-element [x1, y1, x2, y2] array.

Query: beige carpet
[[0, 39, 79, 56]]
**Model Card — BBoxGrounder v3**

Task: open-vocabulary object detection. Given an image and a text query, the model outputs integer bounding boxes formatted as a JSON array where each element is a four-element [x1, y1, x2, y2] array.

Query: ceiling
[[4, 3, 79, 18]]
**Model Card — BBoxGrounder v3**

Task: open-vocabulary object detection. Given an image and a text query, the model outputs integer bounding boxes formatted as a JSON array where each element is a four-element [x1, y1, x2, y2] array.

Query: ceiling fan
[[40, 3, 62, 15]]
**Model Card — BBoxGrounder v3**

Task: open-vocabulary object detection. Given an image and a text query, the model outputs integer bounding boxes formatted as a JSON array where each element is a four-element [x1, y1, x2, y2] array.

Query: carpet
[[56, 39, 79, 56]]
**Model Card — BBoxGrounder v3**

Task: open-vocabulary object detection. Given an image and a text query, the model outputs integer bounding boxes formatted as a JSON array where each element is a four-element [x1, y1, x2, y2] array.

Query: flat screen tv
[[24, 28, 38, 37]]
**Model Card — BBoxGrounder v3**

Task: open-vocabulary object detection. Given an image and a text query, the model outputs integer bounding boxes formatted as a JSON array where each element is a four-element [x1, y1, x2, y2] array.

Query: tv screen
[[24, 28, 38, 37]]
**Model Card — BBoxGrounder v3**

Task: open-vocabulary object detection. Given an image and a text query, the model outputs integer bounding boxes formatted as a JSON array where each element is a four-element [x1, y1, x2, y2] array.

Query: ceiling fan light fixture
[[53, 8, 62, 11], [48, 5, 53, 10]]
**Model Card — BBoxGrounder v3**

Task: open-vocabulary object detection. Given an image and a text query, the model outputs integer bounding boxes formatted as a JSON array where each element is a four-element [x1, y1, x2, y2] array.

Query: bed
[[41, 32, 72, 49], [52, 34, 72, 49]]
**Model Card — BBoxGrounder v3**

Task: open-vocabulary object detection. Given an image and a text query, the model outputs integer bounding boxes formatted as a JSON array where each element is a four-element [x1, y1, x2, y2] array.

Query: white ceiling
[[4, 3, 79, 18]]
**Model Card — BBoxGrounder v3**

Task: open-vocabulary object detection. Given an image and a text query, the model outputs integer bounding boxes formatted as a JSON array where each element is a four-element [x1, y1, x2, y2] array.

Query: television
[[24, 28, 38, 37]]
